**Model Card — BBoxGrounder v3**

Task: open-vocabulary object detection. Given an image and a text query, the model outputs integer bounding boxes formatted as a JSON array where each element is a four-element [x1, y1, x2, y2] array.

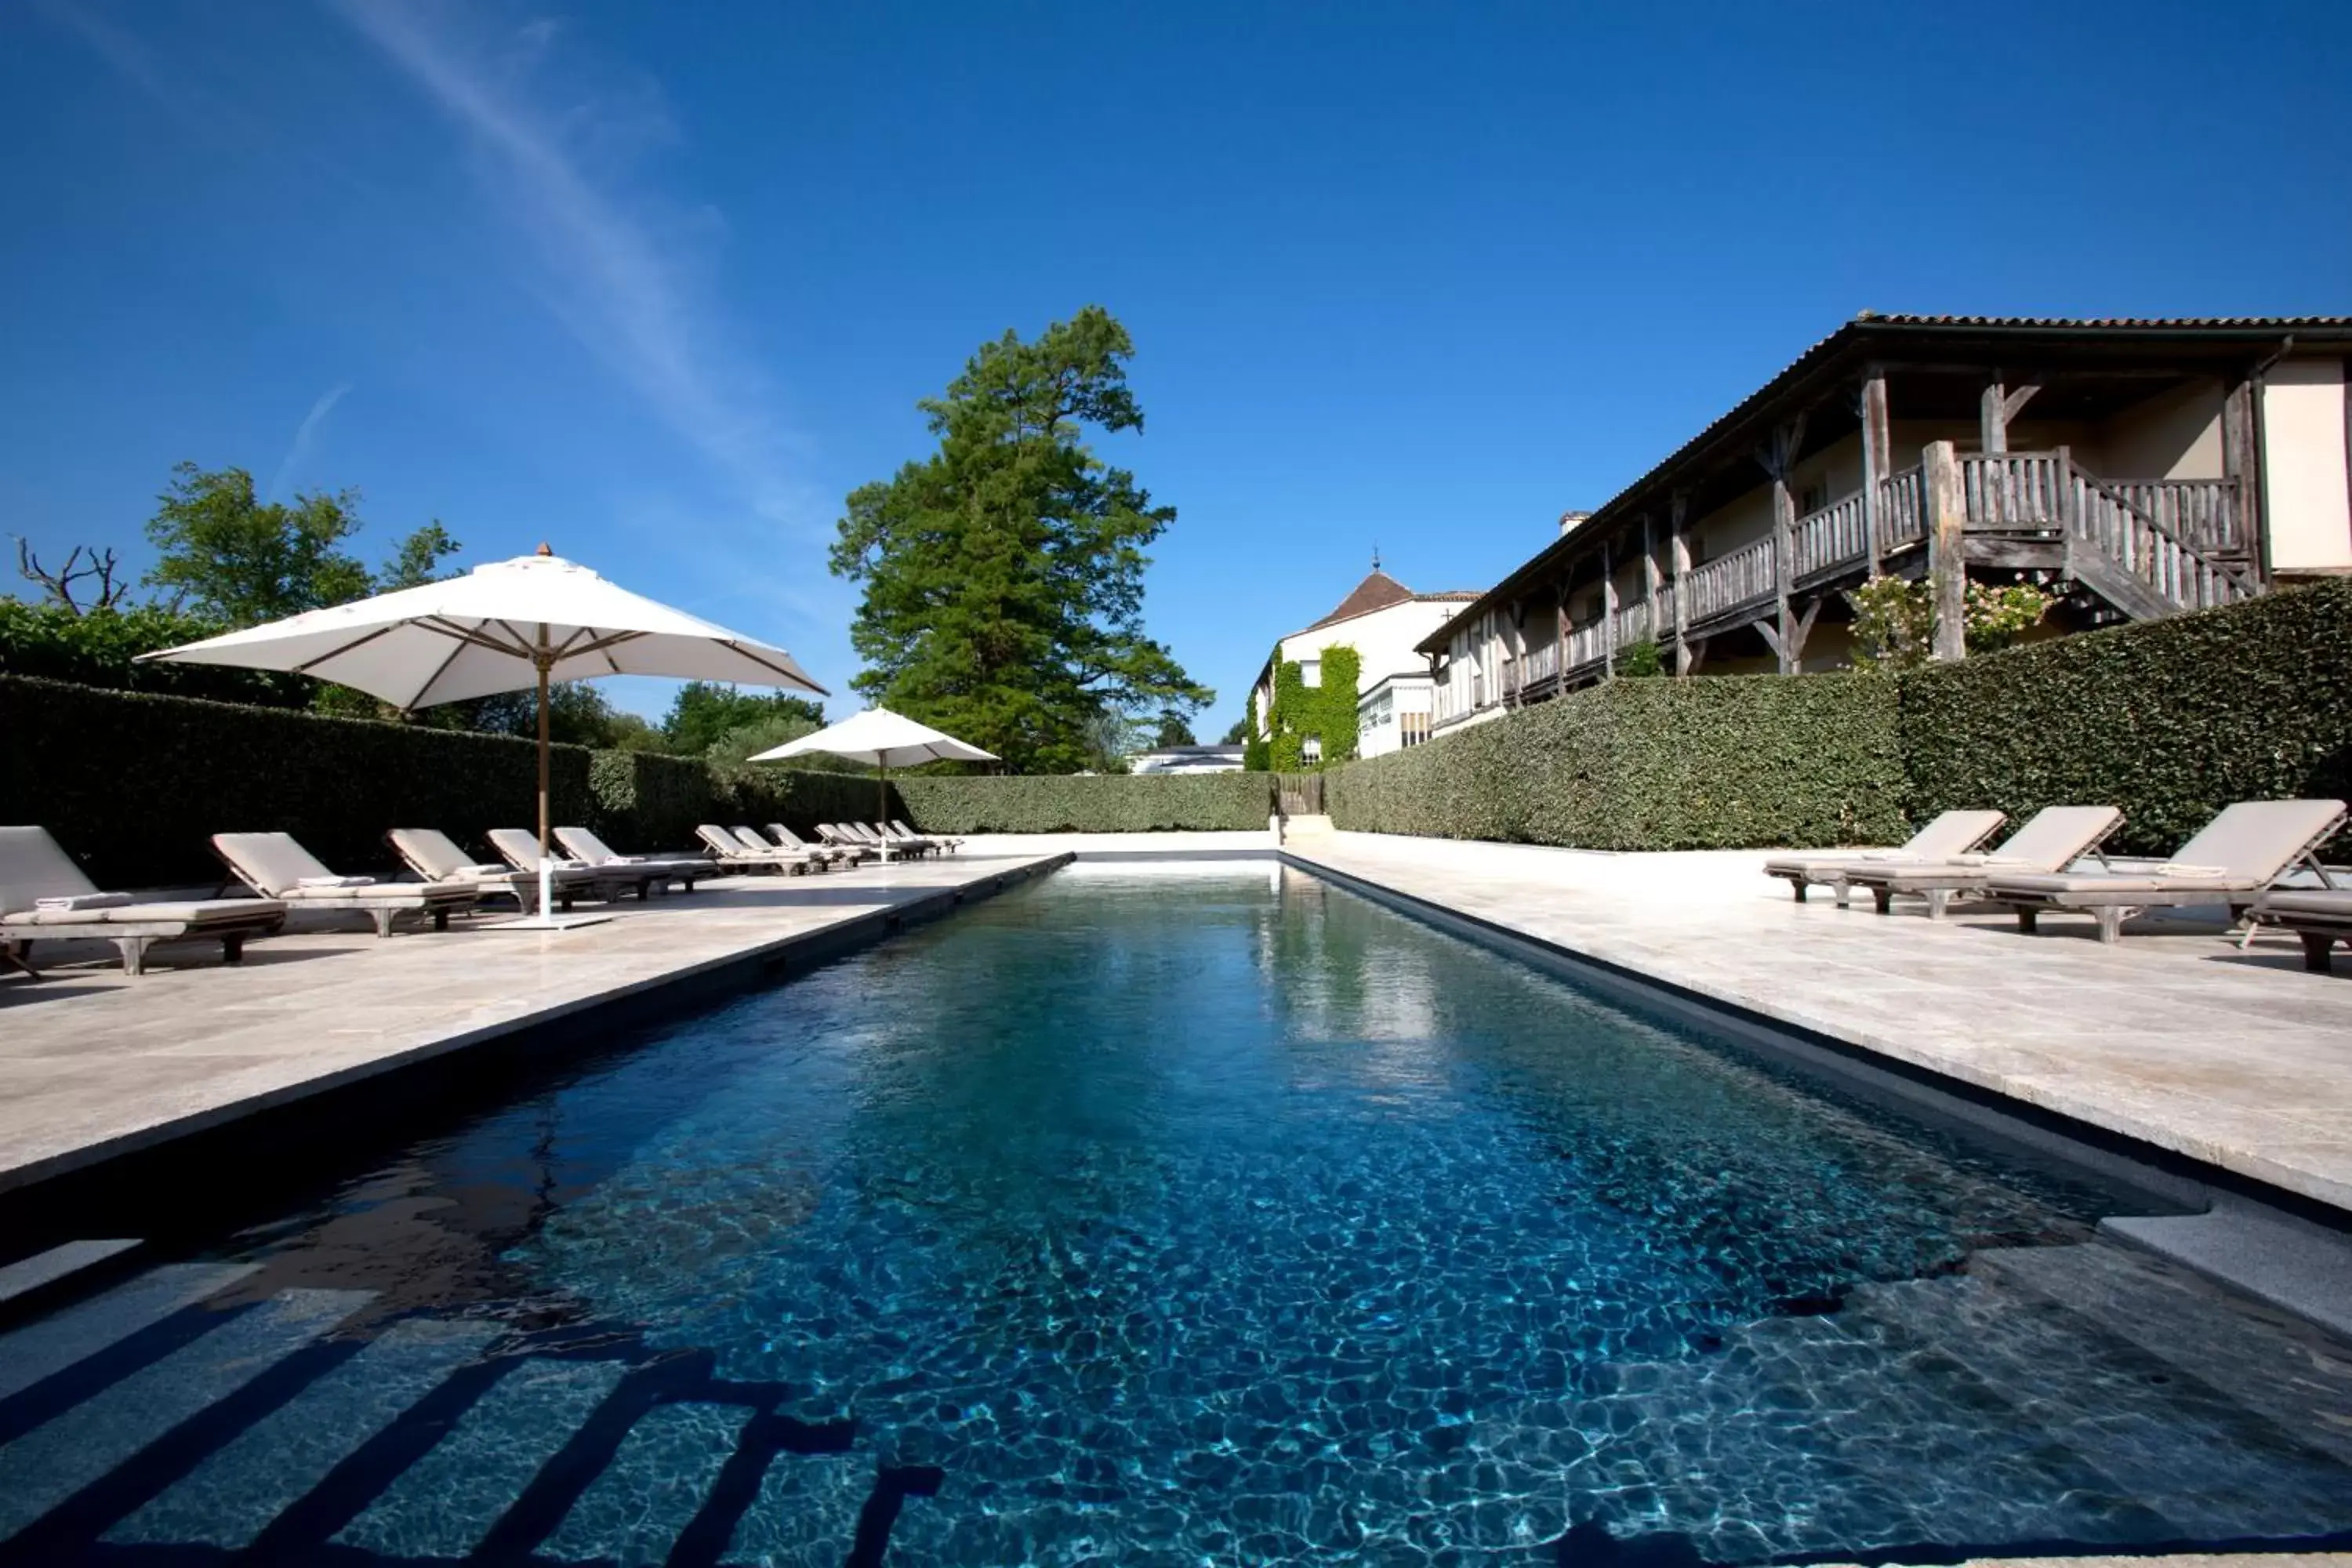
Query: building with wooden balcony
[[1423, 314, 2352, 735]]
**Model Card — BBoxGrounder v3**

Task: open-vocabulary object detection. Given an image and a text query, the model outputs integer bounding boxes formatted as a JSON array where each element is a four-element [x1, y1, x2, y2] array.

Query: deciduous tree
[[661, 681, 826, 755], [142, 463, 457, 626]]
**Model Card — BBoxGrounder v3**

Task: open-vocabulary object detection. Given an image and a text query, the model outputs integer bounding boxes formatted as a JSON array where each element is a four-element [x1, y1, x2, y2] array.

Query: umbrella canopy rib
[[290, 622, 404, 677]]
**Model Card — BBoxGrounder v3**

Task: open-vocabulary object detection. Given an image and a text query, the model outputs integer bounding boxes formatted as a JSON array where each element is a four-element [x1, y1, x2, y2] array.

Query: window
[[1301, 736, 1323, 764], [1298, 659, 1321, 688]]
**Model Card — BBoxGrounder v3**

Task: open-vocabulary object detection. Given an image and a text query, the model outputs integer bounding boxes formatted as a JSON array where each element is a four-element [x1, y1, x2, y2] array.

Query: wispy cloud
[[268, 383, 354, 501], [329, 0, 811, 531]]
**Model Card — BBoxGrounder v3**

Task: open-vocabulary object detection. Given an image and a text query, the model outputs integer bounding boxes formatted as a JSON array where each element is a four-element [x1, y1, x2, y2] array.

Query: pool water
[[4, 866, 2350, 1565]]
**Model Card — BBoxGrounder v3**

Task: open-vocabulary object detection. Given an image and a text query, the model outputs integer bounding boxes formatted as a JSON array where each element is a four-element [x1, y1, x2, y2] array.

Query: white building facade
[[1251, 565, 1479, 764]]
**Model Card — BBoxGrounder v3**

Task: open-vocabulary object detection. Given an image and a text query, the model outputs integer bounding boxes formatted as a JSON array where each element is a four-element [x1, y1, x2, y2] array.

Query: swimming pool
[[3, 865, 2349, 1565]]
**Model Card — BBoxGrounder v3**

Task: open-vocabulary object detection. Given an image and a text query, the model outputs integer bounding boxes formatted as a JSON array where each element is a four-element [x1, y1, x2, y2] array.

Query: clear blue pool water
[[5, 866, 2350, 1566]]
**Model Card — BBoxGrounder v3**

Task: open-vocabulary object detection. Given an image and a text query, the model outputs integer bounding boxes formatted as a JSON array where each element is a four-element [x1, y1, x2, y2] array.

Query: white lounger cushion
[[5, 898, 283, 928], [2261, 889, 2352, 920], [554, 827, 704, 871], [214, 833, 471, 903], [1763, 809, 2006, 873], [1, 827, 285, 931], [485, 829, 590, 872], [1989, 800, 2347, 897]]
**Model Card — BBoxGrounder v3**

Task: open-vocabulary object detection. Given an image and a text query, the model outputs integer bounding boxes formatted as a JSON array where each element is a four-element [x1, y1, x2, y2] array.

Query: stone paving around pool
[[1279, 829, 2352, 1219]]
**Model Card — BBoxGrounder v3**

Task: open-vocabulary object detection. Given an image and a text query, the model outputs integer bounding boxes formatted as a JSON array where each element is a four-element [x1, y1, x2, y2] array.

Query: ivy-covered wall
[[1266, 643, 1359, 771], [1242, 692, 1272, 772]]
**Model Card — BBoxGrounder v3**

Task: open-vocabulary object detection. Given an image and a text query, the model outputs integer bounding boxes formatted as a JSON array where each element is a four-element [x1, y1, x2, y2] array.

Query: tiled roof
[[1861, 312, 2352, 328], [1307, 570, 1418, 630]]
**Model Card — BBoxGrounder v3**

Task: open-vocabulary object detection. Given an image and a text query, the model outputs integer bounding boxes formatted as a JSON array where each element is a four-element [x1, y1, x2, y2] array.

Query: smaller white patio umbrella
[[749, 706, 995, 860], [142, 546, 826, 927]]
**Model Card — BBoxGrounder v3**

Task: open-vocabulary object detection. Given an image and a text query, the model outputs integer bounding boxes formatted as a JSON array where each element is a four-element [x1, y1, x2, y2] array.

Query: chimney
[[1557, 510, 1592, 537]]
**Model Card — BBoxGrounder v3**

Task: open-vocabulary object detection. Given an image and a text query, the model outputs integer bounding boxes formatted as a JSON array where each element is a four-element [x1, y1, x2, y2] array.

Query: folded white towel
[[296, 875, 375, 888], [600, 854, 645, 864], [459, 864, 515, 878], [2155, 863, 2230, 877], [34, 891, 132, 912]]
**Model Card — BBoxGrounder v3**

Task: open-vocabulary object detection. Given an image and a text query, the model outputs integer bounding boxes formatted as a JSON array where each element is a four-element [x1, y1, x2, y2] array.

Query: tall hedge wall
[[897, 773, 1272, 833], [1326, 675, 1908, 849], [1900, 579, 2352, 857], [0, 676, 599, 887]]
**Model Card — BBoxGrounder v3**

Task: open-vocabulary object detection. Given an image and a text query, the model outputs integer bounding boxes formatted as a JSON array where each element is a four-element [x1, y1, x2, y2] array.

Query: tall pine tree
[[829, 307, 1209, 774]]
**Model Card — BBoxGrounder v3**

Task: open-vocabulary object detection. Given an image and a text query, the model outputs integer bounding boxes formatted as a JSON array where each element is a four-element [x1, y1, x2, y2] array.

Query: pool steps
[[0, 1264, 923, 1566], [1, 1242, 2349, 1563]]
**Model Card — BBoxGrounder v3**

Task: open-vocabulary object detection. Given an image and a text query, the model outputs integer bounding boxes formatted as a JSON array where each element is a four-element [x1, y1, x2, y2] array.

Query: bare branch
[[12, 537, 132, 615]]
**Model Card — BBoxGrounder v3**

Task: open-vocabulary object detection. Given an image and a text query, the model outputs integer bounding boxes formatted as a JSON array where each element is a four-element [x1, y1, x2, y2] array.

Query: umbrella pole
[[536, 626, 555, 920], [878, 761, 890, 862]]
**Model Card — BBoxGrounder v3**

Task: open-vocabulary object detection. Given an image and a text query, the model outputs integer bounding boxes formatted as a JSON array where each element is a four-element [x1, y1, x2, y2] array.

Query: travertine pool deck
[[1283, 829, 2352, 1217], [0, 846, 1098, 1193]]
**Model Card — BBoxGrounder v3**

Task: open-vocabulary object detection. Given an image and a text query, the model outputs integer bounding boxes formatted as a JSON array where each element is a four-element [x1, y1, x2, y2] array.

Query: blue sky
[[5, 2, 2348, 737]]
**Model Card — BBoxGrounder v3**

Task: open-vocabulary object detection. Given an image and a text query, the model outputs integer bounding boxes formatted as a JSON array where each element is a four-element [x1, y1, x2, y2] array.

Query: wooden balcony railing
[[1682, 535, 1777, 625], [1792, 489, 1871, 580], [1880, 467, 1925, 547], [1435, 452, 2249, 724]]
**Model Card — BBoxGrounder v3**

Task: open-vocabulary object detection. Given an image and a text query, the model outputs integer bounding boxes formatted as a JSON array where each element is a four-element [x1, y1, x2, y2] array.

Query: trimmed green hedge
[[897, 773, 1272, 833], [1327, 675, 1907, 849], [0, 676, 599, 887], [1900, 579, 2352, 857]]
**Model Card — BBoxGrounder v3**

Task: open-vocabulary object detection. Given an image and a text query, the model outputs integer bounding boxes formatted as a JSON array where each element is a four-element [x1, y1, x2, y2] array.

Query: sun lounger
[[1, 826, 287, 978], [890, 819, 959, 854], [1762, 810, 2007, 902], [552, 827, 711, 891], [212, 832, 477, 938], [1818, 806, 2125, 919], [2249, 887, 2352, 972], [733, 826, 834, 871], [1983, 799, 2349, 944], [768, 824, 864, 865], [485, 828, 666, 901], [695, 825, 814, 874], [864, 822, 936, 856], [817, 824, 881, 856], [390, 828, 600, 913], [844, 822, 932, 858]]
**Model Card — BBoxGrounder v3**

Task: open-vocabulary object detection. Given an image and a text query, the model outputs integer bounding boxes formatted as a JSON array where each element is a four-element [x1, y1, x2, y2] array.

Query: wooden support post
[[1669, 491, 1692, 676], [2221, 376, 2265, 580], [1980, 373, 2042, 456], [1509, 602, 1527, 708], [1600, 539, 1617, 678], [1922, 439, 1968, 661], [1555, 580, 1567, 686], [1762, 416, 1806, 674], [1641, 513, 1664, 644], [1858, 366, 1889, 576]]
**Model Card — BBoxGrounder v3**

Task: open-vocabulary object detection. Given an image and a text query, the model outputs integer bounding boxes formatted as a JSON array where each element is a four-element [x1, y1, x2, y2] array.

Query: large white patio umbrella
[[141, 546, 826, 927], [749, 706, 995, 860]]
